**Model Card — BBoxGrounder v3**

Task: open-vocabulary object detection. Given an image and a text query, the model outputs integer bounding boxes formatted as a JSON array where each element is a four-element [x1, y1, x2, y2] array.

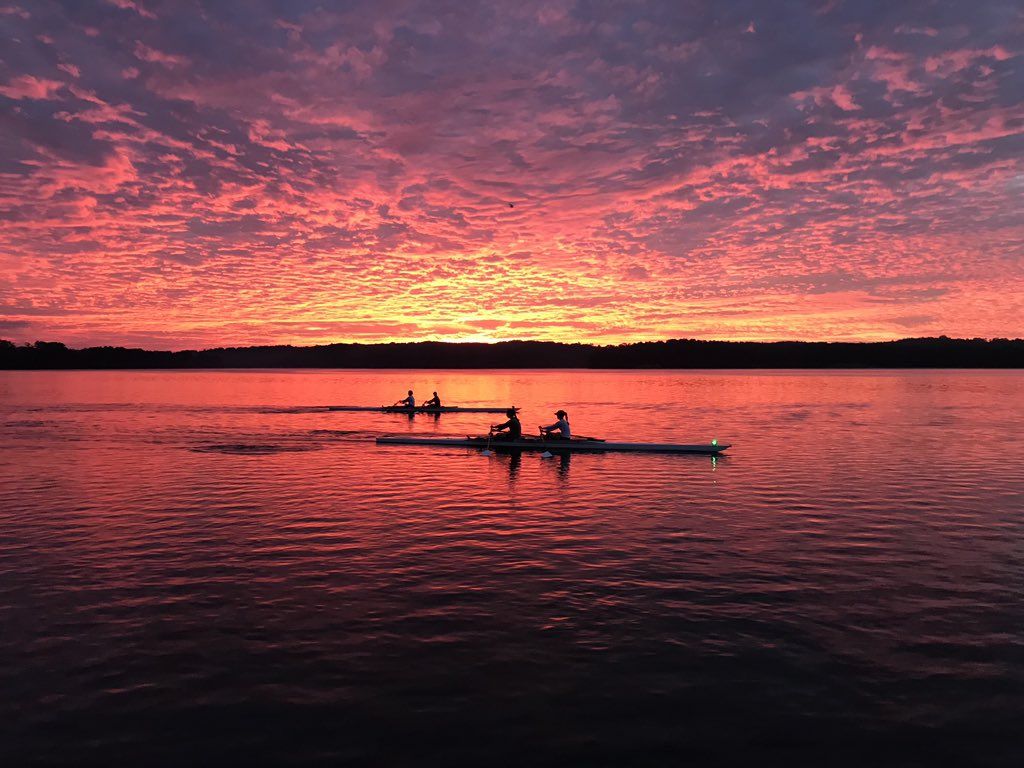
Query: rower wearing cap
[[540, 410, 571, 440], [422, 391, 442, 409], [490, 409, 521, 441]]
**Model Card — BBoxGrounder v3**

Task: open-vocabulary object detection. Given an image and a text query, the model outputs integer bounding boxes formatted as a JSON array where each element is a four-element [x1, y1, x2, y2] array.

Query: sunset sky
[[1, 0, 1022, 349]]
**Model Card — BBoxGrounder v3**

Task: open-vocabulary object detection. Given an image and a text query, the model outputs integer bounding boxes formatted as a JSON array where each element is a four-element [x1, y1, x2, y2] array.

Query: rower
[[490, 408, 521, 441], [422, 391, 442, 409], [393, 390, 415, 408], [540, 410, 571, 440]]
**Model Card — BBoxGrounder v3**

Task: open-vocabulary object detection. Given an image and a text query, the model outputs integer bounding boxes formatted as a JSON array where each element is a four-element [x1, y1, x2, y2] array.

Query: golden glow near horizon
[[1, 2, 1022, 349]]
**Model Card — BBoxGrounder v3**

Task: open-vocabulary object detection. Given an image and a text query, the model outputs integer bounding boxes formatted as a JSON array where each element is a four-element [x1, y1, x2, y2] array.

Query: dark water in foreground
[[1, 369, 1022, 766]]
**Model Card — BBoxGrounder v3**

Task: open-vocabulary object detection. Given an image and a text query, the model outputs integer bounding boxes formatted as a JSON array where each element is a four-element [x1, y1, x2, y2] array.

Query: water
[[1, 369, 1022, 766]]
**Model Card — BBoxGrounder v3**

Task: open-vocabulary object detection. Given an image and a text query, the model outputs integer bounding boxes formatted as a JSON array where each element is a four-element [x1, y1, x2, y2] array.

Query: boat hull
[[375, 436, 730, 454], [328, 406, 516, 414]]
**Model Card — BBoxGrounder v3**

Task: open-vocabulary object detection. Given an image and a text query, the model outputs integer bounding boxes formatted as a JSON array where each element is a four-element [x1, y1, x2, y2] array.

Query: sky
[[1, 0, 1022, 349]]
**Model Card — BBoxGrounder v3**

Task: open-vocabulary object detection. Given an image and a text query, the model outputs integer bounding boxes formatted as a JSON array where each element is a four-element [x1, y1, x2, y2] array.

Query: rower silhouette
[[393, 390, 415, 408], [540, 410, 570, 440], [490, 408, 522, 441]]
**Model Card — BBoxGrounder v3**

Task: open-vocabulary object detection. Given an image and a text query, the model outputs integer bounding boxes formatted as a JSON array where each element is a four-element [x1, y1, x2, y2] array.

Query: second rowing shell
[[328, 405, 517, 414]]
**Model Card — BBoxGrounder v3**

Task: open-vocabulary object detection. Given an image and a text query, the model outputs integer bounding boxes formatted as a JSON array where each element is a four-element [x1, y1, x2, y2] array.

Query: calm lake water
[[1, 369, 1022, 766]]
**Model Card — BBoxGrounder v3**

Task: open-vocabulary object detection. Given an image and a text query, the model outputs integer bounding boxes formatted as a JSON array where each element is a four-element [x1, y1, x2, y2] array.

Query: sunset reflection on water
[[1, 369, 1022, 765]]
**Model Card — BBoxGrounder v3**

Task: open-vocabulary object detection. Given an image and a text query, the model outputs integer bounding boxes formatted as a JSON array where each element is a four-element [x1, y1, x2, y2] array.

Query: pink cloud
[[106, 0, 156, 20], [791, 84, 859, 111], [924, 45, 1015, 75], [830, 84, 859, 111], [133, 42, 187, 67], [0, 75, 64, 100], [0, 5, 29, 19], [863, 46, 926, 96]]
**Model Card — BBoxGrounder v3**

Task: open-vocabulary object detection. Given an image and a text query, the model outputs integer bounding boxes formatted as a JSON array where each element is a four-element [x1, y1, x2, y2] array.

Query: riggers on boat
[[328, 406, 518, 414], [375, 435, 730, 455]]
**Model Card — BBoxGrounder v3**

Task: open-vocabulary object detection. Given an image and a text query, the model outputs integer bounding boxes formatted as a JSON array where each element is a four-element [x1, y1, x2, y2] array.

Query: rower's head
[[505, 408, 517, 418], [555, 409, 567, 419], [433, 391, 438, 396], [408, 390, 413, 395]]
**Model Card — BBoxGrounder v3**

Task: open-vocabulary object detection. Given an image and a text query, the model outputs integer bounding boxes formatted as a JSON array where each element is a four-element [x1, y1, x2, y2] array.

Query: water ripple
[[1, 369, 1022, 766]]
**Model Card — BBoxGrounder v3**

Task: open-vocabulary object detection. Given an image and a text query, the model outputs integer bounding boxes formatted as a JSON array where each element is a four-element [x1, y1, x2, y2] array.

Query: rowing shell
[[328, 406, 517, 414], [375, 436, 730, 454]]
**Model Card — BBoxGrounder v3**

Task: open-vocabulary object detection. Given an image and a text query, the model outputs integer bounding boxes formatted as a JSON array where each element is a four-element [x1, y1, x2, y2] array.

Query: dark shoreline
[[2, 337, 1022, 369]]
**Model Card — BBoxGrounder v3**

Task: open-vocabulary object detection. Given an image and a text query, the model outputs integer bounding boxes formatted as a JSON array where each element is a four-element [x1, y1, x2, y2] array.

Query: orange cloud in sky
[[1, 1, 1021, 349]]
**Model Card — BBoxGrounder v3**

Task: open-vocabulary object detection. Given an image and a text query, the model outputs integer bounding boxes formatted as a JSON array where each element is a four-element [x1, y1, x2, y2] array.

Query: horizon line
[[5, 335, 1023, 355]]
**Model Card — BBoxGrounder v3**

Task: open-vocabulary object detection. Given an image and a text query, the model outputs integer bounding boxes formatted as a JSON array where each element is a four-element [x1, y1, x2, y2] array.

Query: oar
[[538, 427, 602, 443], [481, 429, 493, 456]]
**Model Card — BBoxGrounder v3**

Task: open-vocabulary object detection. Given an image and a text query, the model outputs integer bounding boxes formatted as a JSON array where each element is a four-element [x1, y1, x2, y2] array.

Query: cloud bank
[[1, 0, 1022, 347]]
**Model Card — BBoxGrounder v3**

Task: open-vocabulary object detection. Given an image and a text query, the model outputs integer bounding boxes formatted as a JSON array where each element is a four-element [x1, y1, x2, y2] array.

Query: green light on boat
[[711, 438, 718, 446]]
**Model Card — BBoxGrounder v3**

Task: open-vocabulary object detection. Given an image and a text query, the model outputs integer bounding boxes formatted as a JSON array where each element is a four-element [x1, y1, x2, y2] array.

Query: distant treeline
[[1, 337, 1022, 369]]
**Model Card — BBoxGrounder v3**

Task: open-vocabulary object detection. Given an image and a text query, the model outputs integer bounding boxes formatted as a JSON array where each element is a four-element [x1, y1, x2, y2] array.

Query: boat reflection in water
[[479, 442, 722, 485], [540, 448, 572, 479]]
